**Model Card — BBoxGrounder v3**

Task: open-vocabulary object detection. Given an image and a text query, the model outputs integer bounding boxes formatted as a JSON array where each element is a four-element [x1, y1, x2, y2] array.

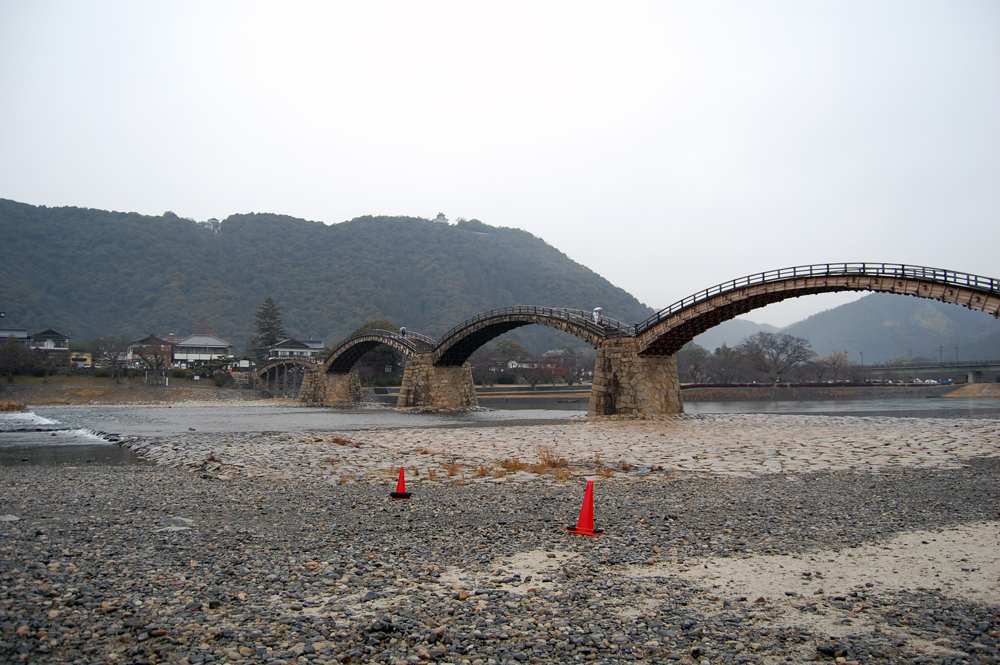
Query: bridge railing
[[400, 331, 437, 347], [328, 328, 421, 355], [436, 306, 636, 345], [636, 263, 1000, 335]]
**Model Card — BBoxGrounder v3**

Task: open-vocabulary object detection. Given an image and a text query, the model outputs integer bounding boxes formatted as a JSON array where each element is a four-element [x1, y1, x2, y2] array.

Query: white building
[[174, 334, 232, 366], [267, 338, 325, 362]]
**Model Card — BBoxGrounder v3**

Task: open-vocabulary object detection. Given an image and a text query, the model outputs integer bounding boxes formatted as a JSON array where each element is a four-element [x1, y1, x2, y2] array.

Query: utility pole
[[860, 351, 865, 383], [940, 345, 944, 366], [955, 346, 959, 363]]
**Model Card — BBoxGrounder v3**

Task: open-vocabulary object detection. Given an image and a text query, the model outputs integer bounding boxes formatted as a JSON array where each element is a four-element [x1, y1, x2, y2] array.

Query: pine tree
[[249, 297, 287, 361]]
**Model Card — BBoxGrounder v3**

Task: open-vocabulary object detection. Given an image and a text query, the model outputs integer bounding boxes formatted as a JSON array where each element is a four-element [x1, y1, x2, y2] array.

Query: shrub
[[31, 365, 47, 377], [171, 368, 188, 378], [213, 374, 224, 387], [496, 374, 516, 385], [93, 368, 110, 377]]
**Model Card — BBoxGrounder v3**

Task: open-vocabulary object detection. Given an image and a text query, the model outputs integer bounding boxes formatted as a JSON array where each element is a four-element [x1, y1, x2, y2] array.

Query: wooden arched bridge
[[254, 358, 317, 396], [298, 262, 999, 415]]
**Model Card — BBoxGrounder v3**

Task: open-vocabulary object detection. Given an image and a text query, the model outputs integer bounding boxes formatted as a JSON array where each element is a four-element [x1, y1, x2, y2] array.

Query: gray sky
[[2, 1, 998, 326]]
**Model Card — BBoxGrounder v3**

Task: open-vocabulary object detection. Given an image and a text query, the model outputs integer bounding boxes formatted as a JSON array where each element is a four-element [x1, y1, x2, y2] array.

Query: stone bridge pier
[[588, 338, 683, 416], [396, 354, 478, 410], [298, 370, 363, 406]]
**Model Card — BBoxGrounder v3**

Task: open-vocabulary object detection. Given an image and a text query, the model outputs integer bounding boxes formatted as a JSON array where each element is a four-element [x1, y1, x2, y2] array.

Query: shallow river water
[[2, 395, 998, 466]]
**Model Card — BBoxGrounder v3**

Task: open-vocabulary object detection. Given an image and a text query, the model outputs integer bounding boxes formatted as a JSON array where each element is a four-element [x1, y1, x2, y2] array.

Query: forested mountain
[[0, 199, 653, 352]]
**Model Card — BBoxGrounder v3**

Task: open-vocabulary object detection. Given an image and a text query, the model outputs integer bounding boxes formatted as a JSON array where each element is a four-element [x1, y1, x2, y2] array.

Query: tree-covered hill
[[0, 199, 653, 352]]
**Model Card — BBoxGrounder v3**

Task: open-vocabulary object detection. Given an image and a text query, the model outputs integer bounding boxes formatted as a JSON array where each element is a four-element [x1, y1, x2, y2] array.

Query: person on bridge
[[399, 327, 406, 337], [593, 307, 603, 325]]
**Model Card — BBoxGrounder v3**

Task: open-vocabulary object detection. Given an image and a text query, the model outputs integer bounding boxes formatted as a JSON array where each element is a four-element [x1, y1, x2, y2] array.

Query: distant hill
[[782, 293, 1000, 363], [693, 319, 778, 352], [689, 293, 1000, 364], [0, 199, 653, 352]]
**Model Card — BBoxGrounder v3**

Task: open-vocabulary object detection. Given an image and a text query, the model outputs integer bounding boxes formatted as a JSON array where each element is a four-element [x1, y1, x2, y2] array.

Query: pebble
[[1, 415, 999, 665]]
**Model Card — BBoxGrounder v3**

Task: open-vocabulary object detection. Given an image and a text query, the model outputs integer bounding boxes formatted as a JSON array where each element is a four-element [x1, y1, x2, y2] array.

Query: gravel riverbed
[[2, 416, 1000, 665]]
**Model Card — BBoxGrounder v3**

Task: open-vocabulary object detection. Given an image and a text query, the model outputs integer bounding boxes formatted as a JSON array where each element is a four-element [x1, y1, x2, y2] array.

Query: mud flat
[[2, 414, 1000, 665]]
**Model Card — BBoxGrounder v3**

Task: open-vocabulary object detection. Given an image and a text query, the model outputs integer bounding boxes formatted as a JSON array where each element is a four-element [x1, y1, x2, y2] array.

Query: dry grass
[[418, 447, 433, 455], [538, 446, 568, 468], [426, 469, 439, 481], [554, 467, 572, 480], [473, 465, 492, 478], [492, 468, 506, 479], [0, 399, 26, 412], [337, 476, 350, 485], [440, 460, 462, 477], [323, 457, 339, 465], [595, 467, 616, 478], [205, 452, 222, 463], [500, 458, 528, 473], [529, 462, 550, 475], [331, 437, 362, 449], [617, 459, 632, 472]]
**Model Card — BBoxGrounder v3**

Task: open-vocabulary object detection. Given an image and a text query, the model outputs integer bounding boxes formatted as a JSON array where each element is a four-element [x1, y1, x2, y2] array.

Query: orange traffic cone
[[390, 467, 411, 500], [567, 480, 603, 536]]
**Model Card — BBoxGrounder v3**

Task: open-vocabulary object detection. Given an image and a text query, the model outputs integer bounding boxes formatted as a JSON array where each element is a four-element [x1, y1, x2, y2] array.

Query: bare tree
[[0, 336, 33, 383], [821, 351, 850, 381], [737, 332, 815, 382], [704, 344, 747, 384], [135, 343, 172, 386], [31, 348, 65, 384], [88, 336, 132, 383], [676, 344, 710, 383]]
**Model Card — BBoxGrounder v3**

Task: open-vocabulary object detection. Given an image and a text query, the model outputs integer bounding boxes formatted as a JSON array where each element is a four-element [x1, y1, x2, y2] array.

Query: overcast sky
[[2, 1, 998, 326]]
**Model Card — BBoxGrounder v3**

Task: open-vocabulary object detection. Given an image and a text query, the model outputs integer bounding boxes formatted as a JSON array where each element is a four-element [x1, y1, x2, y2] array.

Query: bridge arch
[[430, 306, 633, 366], [255, 358, 317, 396], [635, 263, 1000, 357], [323, 329, 434, 374]]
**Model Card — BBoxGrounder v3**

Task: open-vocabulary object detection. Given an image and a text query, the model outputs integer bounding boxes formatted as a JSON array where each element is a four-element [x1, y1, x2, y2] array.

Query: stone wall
[[588, 338, 683, 416], [297, 370, 363, 406], [397, 354, 478, 410]]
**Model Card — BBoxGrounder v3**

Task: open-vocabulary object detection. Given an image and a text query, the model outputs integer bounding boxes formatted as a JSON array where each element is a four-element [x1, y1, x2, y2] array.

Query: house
[[29, 329, 71, 360], [267, 338, 324, 362], [128, 335, 174, 364], [70, 352, 93, 369], [0, 328, 29, 346], [173, 334, 232, 366]]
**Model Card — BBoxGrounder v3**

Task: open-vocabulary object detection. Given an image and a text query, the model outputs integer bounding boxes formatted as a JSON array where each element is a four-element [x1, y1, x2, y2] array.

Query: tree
[[135, 342, 172, 385], [31, 348, 65, 383], [704, 344, 746, 384], [495, 339, 528, 357], [821, 351, 850, 381], [247, 298, 287, 362], [676, 343, 710, 383], [88, 336, 132, 383], [0, 336, 33, 383], [737, 332, 815, 382]]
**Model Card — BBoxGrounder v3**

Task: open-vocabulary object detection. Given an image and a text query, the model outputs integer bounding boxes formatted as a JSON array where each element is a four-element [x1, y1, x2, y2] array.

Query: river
[[2, 395, 998, 466]]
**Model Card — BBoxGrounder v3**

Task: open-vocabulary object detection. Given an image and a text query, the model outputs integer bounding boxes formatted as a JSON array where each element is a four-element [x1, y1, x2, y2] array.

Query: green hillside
[[0, 199, 653, 352]]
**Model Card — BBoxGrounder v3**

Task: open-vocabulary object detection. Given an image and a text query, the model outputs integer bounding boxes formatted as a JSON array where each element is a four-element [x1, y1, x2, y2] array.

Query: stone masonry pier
[[396, 354, 477, 410], [298, 371, 363, 407], [589, 338, 683, 416]]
